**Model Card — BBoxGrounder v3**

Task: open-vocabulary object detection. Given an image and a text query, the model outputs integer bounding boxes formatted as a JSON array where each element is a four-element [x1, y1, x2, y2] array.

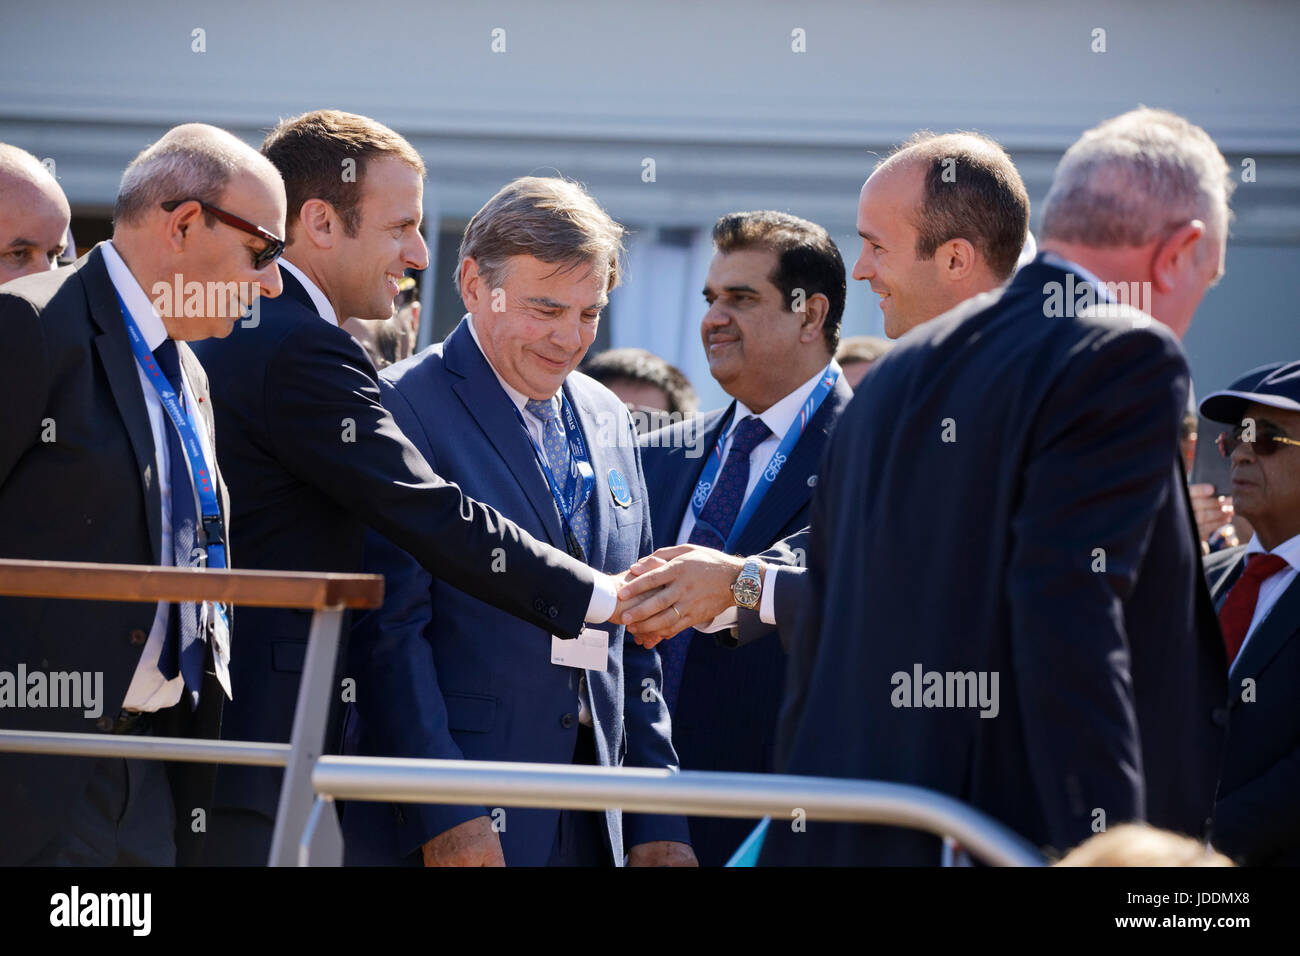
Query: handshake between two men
[[612, 543, 777, 648]]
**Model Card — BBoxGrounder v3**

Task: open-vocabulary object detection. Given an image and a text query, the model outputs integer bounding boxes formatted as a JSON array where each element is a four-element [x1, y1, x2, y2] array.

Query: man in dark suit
[[342, 176, 695, 867], [621, 211, 852, 865], [0, 124, 287, 865], [1200, 363, 1300, 865], [191, 112, 636, 865], [757, 108, 1233, 865]]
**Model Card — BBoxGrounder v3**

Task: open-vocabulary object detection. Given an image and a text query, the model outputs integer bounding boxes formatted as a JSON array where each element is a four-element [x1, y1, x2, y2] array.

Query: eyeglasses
[[161, 198, 285, 268], [1216, 423, 1300, 458]]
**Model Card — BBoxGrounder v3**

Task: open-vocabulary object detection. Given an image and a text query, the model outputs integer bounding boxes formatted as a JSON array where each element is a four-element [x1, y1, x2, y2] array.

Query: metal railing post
[[266, 606, 344, 866]]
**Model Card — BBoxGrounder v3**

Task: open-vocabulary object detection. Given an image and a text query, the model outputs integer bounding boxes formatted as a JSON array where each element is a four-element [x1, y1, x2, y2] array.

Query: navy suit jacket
[[0, 245, 229, 866], [762, 256, 1228, 866], [190, 271, 599, 832], [341, 318, 688, 866], [638, 373, 852, 865], [1206, 545, 1300, 865]]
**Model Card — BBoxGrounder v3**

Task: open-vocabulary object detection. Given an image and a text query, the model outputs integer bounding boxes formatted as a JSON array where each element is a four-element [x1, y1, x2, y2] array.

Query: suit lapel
[[445, 320, 566, 548], [83, 245, 162, 563], [670, 408, 733, 541], [732, 376, 851, 556], [1231, 573, 1300, 682]]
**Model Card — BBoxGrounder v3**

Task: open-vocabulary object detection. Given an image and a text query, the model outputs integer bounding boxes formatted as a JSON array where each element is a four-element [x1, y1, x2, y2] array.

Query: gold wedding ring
[[672, 604, 682, 620]]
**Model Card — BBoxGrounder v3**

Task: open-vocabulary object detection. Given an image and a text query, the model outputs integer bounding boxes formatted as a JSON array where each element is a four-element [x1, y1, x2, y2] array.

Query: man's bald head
[[113, 123, 281, 227], [0, 143, 72, 283]]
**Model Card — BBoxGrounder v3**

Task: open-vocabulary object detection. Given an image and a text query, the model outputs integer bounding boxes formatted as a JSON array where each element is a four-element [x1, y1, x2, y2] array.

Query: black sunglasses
[[161, 198, 285, 269], [1217, 423, 1300, 458]]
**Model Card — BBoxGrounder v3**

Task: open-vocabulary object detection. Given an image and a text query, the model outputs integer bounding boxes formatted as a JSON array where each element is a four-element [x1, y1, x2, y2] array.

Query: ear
[[295, 198, 340, 250], [940, 237, 977, 281], [799, 292, 829, 344], [459, 257, 483, 311], [166, 200, 204, 254], [1151, 220, 1205, 293]]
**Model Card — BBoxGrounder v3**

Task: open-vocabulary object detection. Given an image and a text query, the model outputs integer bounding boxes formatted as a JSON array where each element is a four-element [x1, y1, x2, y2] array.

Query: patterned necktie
[[659, 415, 772, 713], [1218, 552, 1289, 666], [524, 396, 592, 561], [154, 340, 204, 706]]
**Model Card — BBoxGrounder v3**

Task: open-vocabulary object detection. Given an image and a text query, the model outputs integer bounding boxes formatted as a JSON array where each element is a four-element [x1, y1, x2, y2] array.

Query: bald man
[[0, 124, 286, 866], [0, 143, 72, 284]]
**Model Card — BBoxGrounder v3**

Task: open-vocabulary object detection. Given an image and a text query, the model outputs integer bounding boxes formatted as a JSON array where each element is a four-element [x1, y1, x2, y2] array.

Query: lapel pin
[[607, 468, 632, 508]]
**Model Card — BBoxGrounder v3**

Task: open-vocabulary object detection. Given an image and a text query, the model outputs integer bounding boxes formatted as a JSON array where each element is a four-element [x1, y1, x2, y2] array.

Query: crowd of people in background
[[0, 103, 1296, 868]]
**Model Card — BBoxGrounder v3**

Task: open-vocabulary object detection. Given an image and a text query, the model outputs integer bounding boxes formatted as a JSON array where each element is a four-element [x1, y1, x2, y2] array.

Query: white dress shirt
[[687, 364, 832, 633], [1233, 532, 1300, 668], [278, 258, 339, 326], [464, 314, 616, 623], [103, 242, 218, 712]]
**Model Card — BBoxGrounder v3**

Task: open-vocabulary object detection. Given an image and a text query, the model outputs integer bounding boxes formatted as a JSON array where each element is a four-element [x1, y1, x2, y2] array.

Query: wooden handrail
[[0, 559, 382, 609]]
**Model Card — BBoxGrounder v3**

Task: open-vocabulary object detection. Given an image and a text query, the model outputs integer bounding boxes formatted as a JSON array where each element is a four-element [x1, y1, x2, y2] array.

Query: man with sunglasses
[[0, 123, 287, 866], [1200, 362, 1300, 865]]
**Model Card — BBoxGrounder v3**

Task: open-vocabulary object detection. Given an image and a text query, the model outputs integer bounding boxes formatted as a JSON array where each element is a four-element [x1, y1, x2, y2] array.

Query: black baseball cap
[[1200, 361, 1300, 425]]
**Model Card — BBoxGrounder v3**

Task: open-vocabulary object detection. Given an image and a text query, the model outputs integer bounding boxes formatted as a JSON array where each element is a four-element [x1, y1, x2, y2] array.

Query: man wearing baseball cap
[[1200, 361, 1300, 865]]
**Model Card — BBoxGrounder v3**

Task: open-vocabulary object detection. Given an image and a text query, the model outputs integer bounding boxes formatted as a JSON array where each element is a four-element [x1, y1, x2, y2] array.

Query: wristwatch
[[730, 557, 764, 609]]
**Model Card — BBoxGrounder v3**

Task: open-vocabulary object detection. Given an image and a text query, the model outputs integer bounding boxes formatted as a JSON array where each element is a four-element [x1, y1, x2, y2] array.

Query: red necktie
[[1218, 553, 1289, 666]]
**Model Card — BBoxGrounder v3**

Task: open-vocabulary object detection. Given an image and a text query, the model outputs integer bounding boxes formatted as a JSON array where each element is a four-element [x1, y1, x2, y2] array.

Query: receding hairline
[[0, 144, 69, 207]]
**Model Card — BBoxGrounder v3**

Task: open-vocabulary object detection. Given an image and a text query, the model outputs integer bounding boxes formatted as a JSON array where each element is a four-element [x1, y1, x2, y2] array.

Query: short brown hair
[[456, 176, 625, 297], [711, 210, 846, 354], [261, 109, 424, 241], [878, 131, 1029, 280]]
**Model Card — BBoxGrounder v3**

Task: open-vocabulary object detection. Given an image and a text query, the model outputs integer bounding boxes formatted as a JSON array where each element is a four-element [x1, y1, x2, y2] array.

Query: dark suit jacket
[[638, 374, 852, 865], [341, 318, 687, 865], [190, 270, 599, 835], [762, 256, 1228, 866], [1206, 545, 1300, 865], [0, 244, 230, 866]]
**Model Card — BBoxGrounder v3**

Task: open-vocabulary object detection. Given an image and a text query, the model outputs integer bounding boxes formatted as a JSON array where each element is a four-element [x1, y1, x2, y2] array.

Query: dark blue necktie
[[153, 340, 204, 707], [659, 415, 771, 713]]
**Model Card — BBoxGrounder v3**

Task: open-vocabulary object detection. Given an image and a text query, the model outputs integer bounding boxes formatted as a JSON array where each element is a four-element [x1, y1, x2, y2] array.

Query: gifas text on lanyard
[[516, 390, 595, 562], [690, 362, 841, 551]]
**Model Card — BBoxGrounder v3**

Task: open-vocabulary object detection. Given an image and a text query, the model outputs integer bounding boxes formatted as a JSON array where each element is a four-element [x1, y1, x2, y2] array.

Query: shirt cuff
[[585, 572, 618, 624], [697, 606, 738, 634], [759, 565, 779, 626]]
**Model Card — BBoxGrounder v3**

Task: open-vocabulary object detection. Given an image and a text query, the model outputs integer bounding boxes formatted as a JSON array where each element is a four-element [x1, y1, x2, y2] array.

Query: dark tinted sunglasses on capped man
[[1217, 424, 1300, 458], [161, 198, 285, 268]]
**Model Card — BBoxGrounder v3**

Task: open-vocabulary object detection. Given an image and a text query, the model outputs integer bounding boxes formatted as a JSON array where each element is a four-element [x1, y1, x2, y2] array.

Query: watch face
[[732, 579, 761, 609]]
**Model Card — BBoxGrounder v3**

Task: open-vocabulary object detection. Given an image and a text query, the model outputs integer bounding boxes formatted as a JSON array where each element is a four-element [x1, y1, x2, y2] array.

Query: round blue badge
[[607, 468, 632, 508]]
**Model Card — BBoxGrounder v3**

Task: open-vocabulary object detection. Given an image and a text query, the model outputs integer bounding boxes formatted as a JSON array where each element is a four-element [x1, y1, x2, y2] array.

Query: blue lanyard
[[516, 390, 595, 560], [691, 362, 840, 551], [114, 290, 226, 570]]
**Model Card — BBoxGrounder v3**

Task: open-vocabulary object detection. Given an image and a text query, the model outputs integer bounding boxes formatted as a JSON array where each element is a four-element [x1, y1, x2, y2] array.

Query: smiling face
[[1227, 402, 1300, 549], [331, 155, 429, 322], [700, 247, 813, 410], [0, 174, 71, 283], [852, 162, 955, 338], [464, 253, 607, 400]]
